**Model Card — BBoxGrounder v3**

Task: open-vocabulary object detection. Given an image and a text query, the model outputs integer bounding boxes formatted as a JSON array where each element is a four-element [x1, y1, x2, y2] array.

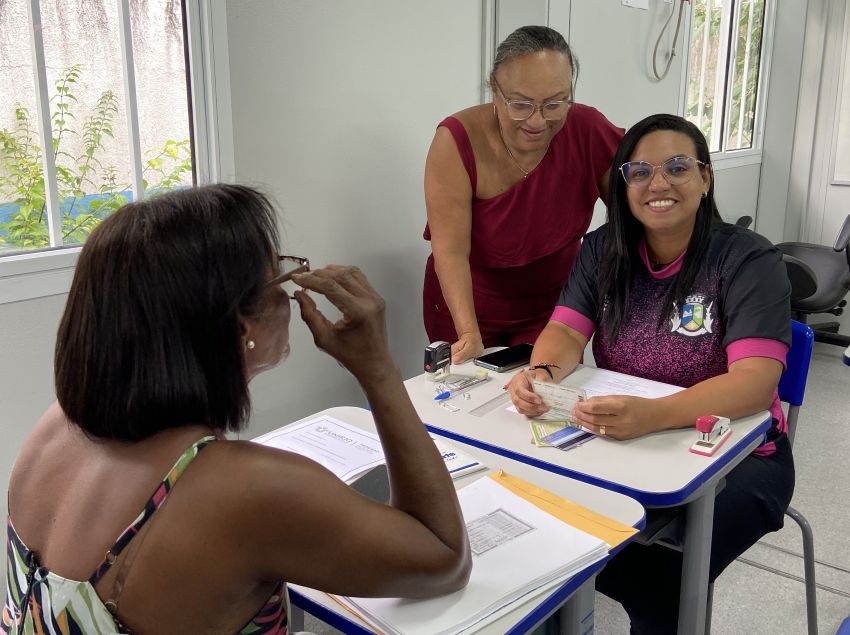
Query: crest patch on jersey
[[670, 294, 714, 336]]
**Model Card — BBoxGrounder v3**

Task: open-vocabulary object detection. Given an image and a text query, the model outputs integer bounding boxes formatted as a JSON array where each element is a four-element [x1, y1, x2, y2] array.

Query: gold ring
[[599, 426, 606, 436]]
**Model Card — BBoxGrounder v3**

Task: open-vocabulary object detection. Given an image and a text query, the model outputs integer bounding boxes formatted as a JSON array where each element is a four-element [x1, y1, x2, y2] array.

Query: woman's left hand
[[571, 395, 660, 440]]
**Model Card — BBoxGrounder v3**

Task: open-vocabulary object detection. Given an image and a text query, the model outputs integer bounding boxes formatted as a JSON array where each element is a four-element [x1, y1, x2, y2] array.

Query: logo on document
[[670, 294, 714, 337]]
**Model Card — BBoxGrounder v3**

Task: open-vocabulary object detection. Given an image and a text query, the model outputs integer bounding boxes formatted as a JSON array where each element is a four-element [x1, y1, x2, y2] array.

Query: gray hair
[[490, 26, 578, 94]]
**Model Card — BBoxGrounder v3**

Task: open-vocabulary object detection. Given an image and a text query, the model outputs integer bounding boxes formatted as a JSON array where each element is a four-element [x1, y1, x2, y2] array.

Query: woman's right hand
[[507, 368, 550, 417], [451, 331, 484, 365], [292, 265, 394, 383]]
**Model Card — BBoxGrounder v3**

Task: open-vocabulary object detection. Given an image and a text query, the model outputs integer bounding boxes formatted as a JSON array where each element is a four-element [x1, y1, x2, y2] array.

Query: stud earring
[[701, 191, 708, 198], [246, 340, 255, 350]]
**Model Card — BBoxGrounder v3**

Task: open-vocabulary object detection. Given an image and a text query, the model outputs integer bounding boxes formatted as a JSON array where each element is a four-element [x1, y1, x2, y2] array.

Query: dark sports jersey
[[552, 222, 791, 454]]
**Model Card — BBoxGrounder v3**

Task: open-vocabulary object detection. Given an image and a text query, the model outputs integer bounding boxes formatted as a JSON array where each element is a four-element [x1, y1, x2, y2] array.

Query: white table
[[405, 364, 772, 635], [282, 406, 646, 635]]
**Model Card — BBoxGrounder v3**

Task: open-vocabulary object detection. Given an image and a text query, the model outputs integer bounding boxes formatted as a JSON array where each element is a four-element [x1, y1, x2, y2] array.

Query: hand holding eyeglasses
[[292, 265, 394, 382]]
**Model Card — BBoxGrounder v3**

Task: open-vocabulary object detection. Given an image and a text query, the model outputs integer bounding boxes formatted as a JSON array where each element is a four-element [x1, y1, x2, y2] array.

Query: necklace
[[494, 104, 530, 178]]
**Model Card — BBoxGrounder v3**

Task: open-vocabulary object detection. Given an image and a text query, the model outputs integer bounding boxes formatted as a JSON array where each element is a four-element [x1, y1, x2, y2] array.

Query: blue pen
[[434, 390, 452, 401]]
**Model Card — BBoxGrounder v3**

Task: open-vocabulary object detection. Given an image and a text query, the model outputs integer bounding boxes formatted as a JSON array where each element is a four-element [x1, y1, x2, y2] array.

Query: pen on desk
[[434, 390, 453, 401]]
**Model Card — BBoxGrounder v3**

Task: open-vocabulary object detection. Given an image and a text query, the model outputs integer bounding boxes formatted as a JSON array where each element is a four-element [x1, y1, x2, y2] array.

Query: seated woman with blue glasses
[[508, 114, 794, 634], [4, 185, 471, 635]]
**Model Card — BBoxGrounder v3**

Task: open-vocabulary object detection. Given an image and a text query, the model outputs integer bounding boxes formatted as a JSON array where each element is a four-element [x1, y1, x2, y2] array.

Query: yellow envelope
[[489, 470, 639, 548]]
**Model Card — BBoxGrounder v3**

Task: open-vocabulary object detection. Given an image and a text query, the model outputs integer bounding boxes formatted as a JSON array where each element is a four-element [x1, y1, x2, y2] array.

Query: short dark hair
[[55, 183, 280, 441], [599, 113, 721, 336], [490, 26, 579, 96]]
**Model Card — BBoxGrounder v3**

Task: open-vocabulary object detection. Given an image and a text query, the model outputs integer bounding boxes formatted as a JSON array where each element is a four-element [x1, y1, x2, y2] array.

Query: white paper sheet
[[563, 366, 683, 399], [506, 366, 684, 415], [433, 437, 487, 479], [252, 415, 385, 483]]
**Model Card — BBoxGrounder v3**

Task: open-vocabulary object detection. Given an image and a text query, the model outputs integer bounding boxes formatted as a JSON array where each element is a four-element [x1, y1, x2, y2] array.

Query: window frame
[[678, 0, 777, 169], [0, 0, 234, 305]]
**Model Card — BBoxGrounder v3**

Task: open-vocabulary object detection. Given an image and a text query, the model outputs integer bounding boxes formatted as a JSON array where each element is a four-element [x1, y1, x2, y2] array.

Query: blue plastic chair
[[704, 321, 816, 635], [779, 320, 817, 635]]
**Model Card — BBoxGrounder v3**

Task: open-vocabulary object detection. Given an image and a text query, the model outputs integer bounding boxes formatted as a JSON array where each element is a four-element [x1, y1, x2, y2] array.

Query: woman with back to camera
[[507, 114, 794, 633], [423, 25, 624, 364], [3, 184, 470, 635]]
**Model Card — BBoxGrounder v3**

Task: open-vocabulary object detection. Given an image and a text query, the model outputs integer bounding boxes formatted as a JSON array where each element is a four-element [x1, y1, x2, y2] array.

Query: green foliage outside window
[[0, 65, 192, 251], [686, 0, 765, 152]]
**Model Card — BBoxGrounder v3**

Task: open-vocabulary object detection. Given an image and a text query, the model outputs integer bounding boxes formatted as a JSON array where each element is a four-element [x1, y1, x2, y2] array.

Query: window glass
[[0, 0, 45, 252], [131, 0, 194, 196], [725, 0, 765, 150], [0, 0, 194, 256], [686, 0, 767, 153]]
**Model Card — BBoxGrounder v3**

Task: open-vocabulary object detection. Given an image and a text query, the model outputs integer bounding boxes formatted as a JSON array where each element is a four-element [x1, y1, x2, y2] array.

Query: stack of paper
[[339, 475, 611, 635]]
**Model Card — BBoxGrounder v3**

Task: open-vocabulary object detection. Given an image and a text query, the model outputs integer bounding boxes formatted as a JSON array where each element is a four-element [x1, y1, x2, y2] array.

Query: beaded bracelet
[[528, 363, 561, 380]]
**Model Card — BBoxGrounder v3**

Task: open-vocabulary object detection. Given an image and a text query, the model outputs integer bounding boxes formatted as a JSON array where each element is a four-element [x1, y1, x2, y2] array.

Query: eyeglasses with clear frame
[[267, 255, 310, 301], [492, 78, 572, 122], [619, 155, 707, 187]]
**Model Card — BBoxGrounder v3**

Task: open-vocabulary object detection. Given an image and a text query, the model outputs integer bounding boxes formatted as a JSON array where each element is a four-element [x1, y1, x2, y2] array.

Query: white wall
[[786, 0, 850, 333], [557, 0, 686, 130], [757, 0, 809, 242], [224, 0, 483, 438], [0, 294, 66, 582], [553, 0, 693, 228]]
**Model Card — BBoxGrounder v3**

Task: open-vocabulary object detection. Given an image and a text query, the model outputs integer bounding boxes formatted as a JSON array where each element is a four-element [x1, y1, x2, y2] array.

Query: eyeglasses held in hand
[[619, 155, 707, 187], [267, 255, 310, 300], [492, 78, 572, 122]]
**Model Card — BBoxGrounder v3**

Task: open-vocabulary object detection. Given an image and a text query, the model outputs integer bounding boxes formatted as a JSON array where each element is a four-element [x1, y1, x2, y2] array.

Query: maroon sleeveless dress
[[423, 104, 623, 346]]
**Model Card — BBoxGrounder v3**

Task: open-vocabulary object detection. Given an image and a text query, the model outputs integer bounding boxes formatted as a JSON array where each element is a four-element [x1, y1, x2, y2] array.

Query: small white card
[[532, 380, 587, 422]]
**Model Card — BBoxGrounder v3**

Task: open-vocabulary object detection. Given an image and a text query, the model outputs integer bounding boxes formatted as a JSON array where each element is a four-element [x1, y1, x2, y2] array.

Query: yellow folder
[[489, 470, 639, 548]]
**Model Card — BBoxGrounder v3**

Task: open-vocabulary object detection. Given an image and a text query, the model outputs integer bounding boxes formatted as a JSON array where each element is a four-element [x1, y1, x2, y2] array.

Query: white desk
[[404, 364, 772, 635], [281, 406, 646, 635]]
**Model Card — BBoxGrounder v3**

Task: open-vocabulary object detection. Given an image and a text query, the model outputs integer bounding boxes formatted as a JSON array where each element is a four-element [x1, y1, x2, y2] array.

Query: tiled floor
[[303, 343, 850, 634]]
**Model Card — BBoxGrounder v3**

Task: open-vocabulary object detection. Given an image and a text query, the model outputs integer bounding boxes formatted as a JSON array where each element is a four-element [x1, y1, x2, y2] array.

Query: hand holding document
[[531, 380, 586, 422]]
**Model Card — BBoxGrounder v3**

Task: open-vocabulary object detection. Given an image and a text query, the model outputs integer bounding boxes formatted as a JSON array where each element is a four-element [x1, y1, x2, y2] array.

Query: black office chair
[[734, 214, 850, 347], [776, 214, 850, 348]]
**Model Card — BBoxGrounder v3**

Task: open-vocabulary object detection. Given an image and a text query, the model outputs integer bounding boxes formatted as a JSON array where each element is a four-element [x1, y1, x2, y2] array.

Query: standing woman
[[423, 25, 623, 363]]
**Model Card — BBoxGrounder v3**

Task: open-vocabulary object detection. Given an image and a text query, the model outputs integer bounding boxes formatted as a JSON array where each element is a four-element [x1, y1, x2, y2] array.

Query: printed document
[[252, 415, 385, 483], [507, 365, 683, 417], [340, 476, 609, 635], [254, 417, 486, 483], [433, 437, 487, 479]]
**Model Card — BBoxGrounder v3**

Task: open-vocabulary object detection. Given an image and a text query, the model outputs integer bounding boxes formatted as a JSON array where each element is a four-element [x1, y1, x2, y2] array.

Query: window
[[0, 0, 194, 258], [685, 0, 768, 153]]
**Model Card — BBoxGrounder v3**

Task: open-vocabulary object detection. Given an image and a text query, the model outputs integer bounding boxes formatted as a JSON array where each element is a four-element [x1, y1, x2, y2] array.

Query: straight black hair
[[55, 183, 280, 441], [599, 113, 722, 337]]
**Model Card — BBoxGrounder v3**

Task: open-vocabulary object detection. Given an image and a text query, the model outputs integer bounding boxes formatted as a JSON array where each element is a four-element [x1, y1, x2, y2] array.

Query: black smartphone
[[473, 343, 534, 372]]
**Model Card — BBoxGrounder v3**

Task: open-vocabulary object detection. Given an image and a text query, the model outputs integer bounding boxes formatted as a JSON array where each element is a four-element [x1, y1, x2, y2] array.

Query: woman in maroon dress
[[423, 25, 623, 363]]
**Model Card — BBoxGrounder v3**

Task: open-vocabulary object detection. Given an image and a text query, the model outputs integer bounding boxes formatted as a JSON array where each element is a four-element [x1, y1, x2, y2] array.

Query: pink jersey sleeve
[[551, 306, 596, 340], [726, 338, 789, 369]]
